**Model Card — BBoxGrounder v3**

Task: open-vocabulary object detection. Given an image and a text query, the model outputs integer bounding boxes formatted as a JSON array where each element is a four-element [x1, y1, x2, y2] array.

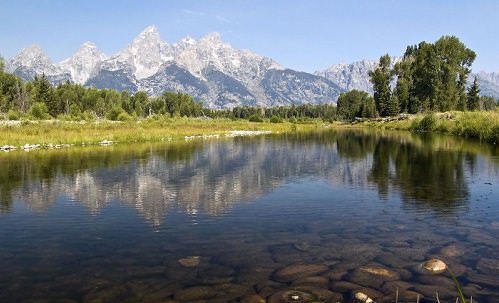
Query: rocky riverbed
[[3, 218, 499, 303]]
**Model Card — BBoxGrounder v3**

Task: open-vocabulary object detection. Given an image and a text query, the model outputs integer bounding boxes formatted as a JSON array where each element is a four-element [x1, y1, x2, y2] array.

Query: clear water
[[0, 129, 498, 303]]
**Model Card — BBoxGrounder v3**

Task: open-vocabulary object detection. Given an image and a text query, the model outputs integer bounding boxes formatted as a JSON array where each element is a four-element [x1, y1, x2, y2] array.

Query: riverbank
[[0, 117, 322, 147], [355, 111, 499, 144], [1, 111, 497, 148]]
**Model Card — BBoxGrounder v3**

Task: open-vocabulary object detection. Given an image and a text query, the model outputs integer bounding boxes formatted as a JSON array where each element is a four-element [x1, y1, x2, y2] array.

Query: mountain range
[[5, 25, 499, 108]]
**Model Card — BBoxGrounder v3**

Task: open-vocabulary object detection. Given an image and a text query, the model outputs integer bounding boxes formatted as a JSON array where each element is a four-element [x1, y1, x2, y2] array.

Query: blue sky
[[1, 0, 498, 72]]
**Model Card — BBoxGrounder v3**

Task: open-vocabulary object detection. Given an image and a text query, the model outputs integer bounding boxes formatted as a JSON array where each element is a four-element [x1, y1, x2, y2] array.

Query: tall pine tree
[[369, 54, 394, 117], [467, 76, 480, 111]]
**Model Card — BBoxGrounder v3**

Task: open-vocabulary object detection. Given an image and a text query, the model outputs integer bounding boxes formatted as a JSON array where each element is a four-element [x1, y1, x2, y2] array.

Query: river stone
[[467, 231, 497, 245], [329, 281, 362, 293], [352, 292, 374, 303], [240, 294, 266, 303], [439, 244, 466, 257], [351, 288, 383, 301], [294, 286, 342, 302], [476, 257, 499, 274], [381, 289, 423, 303], [384, 247, 427, 261], [380, 280, 413, 294], [374, 254, 411, 268], [272, 264, 329, 283], [83, 285, 128, 303], [291, 276, 329, 288], [323, 269, 347, 281], [359, 265, 400, 279], [416, 275, 455, 289], [409, 283, 456, 301], [445, 261, 468, 276], [293, 241, 311, 252], [346, 265, 400, 289], [420, 259, 447, 274], [178, 256, 201, 267], [267, 290, 314, 303], [467, 270, 499, 287], [173, 286, 217, 301]]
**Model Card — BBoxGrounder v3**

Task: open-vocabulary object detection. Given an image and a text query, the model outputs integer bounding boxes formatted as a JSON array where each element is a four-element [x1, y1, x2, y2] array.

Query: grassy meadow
[[0, 117, 321, 146]]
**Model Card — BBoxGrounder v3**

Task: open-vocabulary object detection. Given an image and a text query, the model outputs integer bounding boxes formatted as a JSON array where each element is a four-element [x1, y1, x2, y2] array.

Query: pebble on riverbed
[[420, 258, 448, 274]]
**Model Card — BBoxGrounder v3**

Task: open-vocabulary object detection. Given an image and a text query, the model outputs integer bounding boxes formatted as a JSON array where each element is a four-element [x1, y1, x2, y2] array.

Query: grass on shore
[[359, 111, 499, 144], [0, 117, 321, 146]]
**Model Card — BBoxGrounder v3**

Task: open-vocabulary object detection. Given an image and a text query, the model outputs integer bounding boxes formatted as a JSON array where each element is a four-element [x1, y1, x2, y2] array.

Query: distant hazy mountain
[[474, 71, 499, 98], [7, 25, 342, 108], [315, 60, 378, 94]]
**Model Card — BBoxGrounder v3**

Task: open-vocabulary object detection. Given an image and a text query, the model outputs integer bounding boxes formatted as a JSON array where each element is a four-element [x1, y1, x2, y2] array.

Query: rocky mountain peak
[[10, 44, 52, 69], [58, 42, 108, 84], [109, 25, 172, 80], [199, 32, 223, 45], [180, 36, 196, 46]]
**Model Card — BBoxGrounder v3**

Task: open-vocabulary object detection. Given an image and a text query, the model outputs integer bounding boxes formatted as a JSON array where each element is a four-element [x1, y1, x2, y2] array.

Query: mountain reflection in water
[[1, 130, 497, 222]]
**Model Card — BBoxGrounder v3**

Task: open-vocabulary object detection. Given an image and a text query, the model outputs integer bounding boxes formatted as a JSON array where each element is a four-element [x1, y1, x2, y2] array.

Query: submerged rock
[[267, 290, 314, 303], [382, 289, 423, 303], [268, 287, 342, 303], [420, 259, 447, 274], [240, 294, 266, 303], [346, 265, 400, 289], [173, 286, 217, 301], [272, 264, 329, 283], [439, 244, 466, 257], [291, 276, 329, 288], [353, 292, 374, 303], [293, 241, 311, 252], [177, 256, 201, 267], [359, 266, 400, 279], [475, 257, 499, 275], [329, 281, 363, 293]]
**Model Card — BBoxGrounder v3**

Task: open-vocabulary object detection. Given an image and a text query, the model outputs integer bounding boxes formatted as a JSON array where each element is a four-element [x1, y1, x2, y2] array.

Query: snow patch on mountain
[[59, 42, 108, 84]]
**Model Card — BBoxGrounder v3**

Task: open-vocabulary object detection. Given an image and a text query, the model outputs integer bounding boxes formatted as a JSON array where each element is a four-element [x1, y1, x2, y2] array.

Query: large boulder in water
[[272, 264, 329, 283]]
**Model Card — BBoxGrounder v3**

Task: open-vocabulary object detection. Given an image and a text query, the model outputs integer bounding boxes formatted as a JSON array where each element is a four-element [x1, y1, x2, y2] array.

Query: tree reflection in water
[[0, 129, 497, 220]]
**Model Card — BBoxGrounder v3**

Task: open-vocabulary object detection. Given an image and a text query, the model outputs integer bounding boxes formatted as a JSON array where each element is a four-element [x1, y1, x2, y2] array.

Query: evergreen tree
[[361, 96, 377, 118], [337, 90, 372, 120], [467, 76, 480, 111], [33, 74, 56, 117], [369, 54, 394, 117]]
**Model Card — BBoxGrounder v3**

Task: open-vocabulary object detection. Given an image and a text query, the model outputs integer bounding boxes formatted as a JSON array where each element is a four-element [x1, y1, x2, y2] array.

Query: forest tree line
[[0, 57, 337, 122]]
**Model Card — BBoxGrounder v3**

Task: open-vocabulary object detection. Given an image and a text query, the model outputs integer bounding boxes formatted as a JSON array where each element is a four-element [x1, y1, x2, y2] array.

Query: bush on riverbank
[[375, 111, 499, 144]]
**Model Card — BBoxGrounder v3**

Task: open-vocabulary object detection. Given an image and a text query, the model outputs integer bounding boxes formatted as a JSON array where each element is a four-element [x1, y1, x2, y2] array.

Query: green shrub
[[270, 115, 283, 123], [117, 112, 133, 122], [288, 117, 297, 123], [81, 111, 96, 121], [413, 113, 436, 132], [69, 104, 82, 118], [29, 102, 51, 120], [248, 114, 263, 122], [7, 110, 21, 121], [106, 106, 124, 121]]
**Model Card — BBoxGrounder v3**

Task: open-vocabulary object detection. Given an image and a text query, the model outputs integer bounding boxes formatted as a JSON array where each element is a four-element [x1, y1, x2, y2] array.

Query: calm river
[[0, 129, 498, 303]]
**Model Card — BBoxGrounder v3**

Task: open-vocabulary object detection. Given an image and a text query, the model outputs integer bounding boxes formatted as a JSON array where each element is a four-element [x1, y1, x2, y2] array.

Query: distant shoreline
[[1, 111, 497, 149]]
